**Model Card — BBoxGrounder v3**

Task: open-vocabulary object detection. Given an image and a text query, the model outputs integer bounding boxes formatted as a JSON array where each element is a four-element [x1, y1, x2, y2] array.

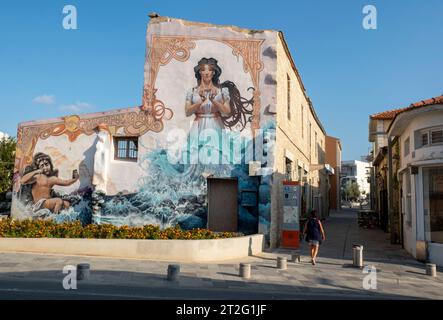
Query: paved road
[[0, 209, 441, 300]]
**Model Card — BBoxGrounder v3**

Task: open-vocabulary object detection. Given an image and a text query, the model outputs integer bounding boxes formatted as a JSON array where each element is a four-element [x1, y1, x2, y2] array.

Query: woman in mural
[[184, 57, 255, 167], [185, 57, 254, 133], [20, 152, 80, 214]]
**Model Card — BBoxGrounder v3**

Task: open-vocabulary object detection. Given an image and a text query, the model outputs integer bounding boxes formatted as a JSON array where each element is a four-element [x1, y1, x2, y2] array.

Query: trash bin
[[352, 245, 363, 268]]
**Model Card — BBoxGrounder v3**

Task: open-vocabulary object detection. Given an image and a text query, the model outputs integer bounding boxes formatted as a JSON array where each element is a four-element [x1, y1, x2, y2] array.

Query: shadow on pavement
[[0, 269, 428, 300]]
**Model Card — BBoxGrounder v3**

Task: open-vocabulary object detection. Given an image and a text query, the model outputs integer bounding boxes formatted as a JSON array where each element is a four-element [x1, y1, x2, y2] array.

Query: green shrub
[[0, 219, 237, 240]]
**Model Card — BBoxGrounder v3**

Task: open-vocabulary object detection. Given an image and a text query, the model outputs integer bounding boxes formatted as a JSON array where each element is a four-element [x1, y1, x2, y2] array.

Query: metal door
[[207, 178, 238, 232]]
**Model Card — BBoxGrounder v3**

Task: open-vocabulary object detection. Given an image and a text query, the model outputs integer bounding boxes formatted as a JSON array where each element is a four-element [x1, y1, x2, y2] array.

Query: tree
[[0, 136, 16, 195], [345, 181, 361, 201]]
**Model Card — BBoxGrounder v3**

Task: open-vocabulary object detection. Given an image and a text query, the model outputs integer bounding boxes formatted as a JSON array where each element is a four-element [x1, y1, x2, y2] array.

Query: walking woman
[[303, 210, 326, 265]]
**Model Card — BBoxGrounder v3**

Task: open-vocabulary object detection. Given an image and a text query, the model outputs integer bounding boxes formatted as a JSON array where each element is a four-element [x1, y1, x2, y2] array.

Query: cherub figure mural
[[20, 152, 80, 214]]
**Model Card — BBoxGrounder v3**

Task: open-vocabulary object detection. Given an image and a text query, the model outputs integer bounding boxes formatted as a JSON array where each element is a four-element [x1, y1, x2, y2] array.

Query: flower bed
[[0, 219, 238, 240]]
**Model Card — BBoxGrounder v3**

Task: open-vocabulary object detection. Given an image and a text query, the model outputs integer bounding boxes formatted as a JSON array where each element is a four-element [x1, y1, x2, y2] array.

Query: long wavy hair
[[193, 57, 254, 131]]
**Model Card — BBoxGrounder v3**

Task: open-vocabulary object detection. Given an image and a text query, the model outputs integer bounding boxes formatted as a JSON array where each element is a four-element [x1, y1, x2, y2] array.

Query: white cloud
[[33, 94, 56, 105], [59, 102, 93, 113]]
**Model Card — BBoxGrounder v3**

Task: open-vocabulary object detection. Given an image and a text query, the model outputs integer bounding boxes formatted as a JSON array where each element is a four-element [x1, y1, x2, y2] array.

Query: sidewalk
[[0, 209, 442, 299]]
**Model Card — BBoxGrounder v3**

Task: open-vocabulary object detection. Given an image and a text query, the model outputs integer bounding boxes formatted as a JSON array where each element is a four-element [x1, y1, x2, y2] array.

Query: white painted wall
[[399, 111, 443, 170], [32, 132, 142, 196], [397, 110, 443, 264]]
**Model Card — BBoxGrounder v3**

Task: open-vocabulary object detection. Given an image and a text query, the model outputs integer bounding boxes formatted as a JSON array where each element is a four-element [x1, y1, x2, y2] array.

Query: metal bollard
[[76, 263, 90, 280], [167, 264, 180, 281], [277, 257, 287, 270], [426, 263, 437, 277], [239, 263, 251, 279], [352, 245, 364, 268], [291, 254, 301, 263]]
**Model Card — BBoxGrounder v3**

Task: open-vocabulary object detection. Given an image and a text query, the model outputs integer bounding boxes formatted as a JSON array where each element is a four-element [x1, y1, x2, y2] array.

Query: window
[[421, 132, 429, 147], [404, 172, 412, 226], [114, 137, 138, 161], [431, 129, 443, 144], [308, 122, 312, 156], [287, 74, 291, 120], [416, 127, 443, 149], [315, 131, 318, 159], [285, 157, 293, 180], [404, 137, 410, 157], [301, 105, 304, 139]]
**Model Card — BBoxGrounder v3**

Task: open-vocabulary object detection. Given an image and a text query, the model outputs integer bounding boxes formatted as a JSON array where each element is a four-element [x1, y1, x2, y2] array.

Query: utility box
[[281, 180, 301, 249]]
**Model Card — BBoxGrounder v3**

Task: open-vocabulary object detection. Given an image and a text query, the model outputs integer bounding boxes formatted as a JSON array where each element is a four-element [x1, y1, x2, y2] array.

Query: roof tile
[[370, 95, 443, 120]]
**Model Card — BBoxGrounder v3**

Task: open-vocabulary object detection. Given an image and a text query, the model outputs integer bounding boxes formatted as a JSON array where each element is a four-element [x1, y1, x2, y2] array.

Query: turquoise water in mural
[[13, 121, 275, 235]]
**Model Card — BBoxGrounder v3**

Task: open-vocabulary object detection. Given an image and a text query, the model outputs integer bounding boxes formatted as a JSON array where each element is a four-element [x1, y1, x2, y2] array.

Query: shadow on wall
[[78, 136, 98, 192]]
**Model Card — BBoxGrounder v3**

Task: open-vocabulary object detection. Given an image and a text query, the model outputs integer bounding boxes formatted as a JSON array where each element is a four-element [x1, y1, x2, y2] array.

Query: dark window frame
[[114, 137, 138, 162], [404, 137, 410, 157], [285, 157, 293, 180], [431, 129, 443, 145], [417, 126, 443, 149]]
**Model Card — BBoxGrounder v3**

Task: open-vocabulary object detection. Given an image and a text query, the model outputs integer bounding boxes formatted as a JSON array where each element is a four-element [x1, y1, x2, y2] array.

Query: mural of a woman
[[185, 57, 254, 133], [184, 57, 255, 167], [185, 58, 231, 133]]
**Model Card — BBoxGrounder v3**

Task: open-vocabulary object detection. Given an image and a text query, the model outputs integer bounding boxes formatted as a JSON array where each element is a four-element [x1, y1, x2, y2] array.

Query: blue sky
[[1, 0, 442, 160]]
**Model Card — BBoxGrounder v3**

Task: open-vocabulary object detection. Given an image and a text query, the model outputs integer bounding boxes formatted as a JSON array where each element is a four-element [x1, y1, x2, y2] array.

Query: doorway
[[207, 178, 238, 232]]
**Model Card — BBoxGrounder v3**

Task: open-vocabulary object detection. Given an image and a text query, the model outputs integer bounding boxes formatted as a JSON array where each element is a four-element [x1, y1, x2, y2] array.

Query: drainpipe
[[387, 136, 395, 244]]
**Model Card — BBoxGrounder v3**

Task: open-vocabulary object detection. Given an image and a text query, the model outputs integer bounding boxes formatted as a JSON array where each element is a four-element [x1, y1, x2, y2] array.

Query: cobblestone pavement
[[0, 209, 442, 299]]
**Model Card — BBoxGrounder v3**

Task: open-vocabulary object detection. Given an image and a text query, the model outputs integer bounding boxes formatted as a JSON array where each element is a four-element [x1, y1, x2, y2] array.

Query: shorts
[[309, 240, 320, 246]]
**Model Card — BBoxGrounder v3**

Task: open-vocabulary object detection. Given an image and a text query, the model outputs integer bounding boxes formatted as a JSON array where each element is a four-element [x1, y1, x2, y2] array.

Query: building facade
[[325, 136, 342, 210], [341, 160, 371, 199], [369, 95, 443, 266], [11, 15, 332, 249]]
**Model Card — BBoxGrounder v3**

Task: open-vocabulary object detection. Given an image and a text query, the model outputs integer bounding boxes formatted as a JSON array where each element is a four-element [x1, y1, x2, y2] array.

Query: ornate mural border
[[13, 108, 172, 183], [143, 35, 265, 133]]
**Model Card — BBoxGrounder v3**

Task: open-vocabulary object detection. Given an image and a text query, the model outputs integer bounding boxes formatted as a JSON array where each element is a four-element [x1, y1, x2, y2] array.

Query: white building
[[387, 95, 443, 266], [341, 160, 371, 198]]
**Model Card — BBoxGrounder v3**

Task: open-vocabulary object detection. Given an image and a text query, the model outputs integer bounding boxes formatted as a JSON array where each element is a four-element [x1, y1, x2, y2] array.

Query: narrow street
[[295, 209, 416, 264], [0, 209, 441, 300]]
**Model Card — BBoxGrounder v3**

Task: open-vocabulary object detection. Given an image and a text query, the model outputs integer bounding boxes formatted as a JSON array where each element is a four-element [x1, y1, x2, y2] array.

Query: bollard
[[352, 245, 364, 268], [426, 263, 437, 277], [76, 263, 90, 280], [239, 263, 251, 279], [167, 264, 180, 281], [277, 257, 287, 270], [291, 254, 301, 263]]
